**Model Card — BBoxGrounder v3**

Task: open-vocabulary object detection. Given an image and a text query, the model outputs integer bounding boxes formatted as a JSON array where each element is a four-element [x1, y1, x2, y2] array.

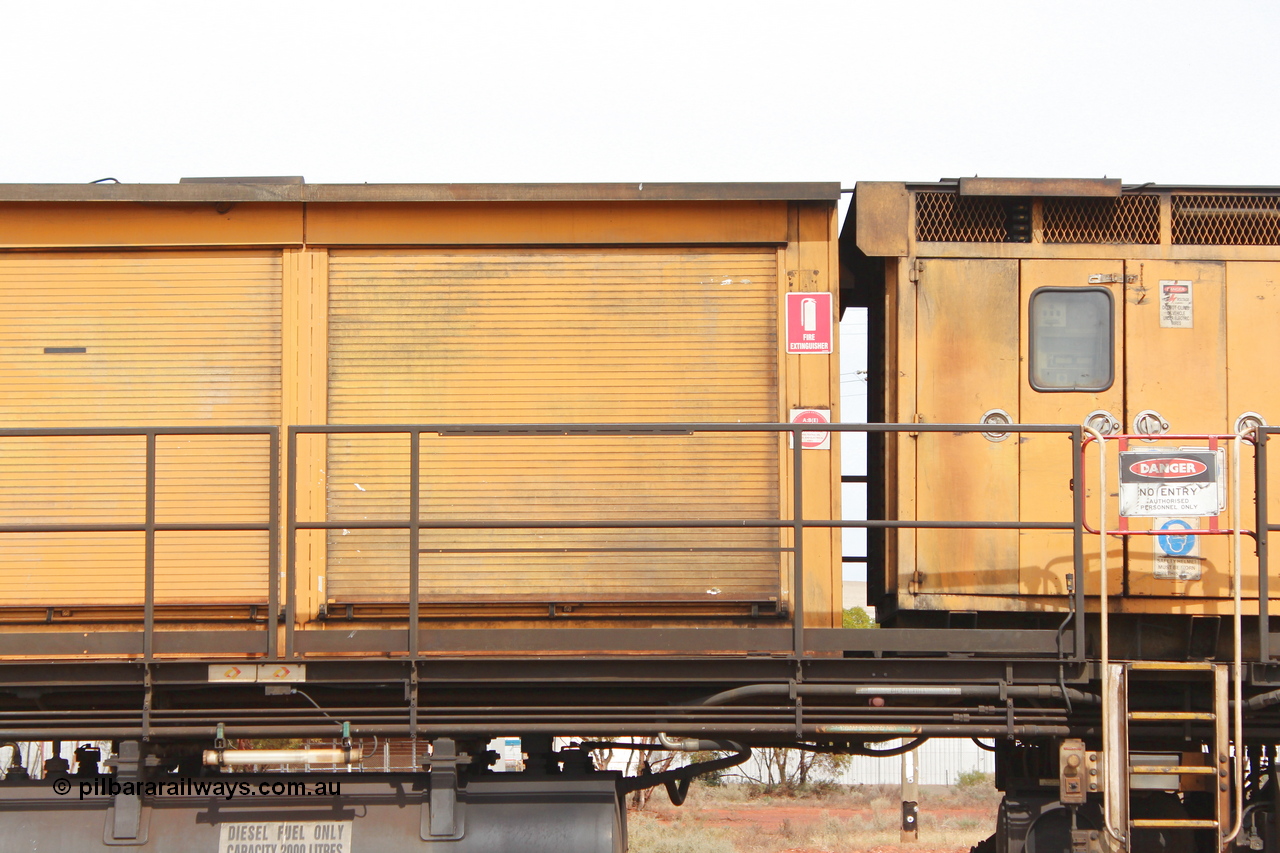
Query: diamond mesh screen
[[915, 192, 1007, 242], [1043, 195, 1159, 244], [1172, 195, 1280, 245]]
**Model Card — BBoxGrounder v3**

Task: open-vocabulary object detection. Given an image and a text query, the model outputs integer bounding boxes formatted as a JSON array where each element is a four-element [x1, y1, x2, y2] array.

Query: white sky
[[3, 1, 1278, 189], [3, 0, 1274, 583]]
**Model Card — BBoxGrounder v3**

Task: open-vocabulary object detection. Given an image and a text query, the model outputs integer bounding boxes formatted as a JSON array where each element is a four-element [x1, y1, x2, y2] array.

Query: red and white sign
[[790, 408, 831, 450], [785, 292, 833, 354], [1127, 458, 1208, 479]]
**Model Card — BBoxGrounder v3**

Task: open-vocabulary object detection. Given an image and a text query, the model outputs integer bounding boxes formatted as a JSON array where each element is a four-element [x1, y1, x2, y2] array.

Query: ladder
[[1102, 662, 1234, 851]]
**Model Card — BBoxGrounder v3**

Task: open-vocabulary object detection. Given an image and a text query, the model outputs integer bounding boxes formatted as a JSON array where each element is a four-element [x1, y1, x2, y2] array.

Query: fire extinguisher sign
[[785, 292, 833, 354]]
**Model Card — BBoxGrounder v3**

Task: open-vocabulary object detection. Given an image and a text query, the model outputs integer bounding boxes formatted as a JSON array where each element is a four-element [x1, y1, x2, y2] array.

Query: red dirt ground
[[645, 800, 992, 853]]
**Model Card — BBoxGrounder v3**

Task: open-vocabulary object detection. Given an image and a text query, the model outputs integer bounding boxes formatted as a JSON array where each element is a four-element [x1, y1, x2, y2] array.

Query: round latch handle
[[1235, 411, 1267, 436], [1132, 409, 1170, 438], [1084, 410, 1121, 437], [980, 408, 1012, 442]]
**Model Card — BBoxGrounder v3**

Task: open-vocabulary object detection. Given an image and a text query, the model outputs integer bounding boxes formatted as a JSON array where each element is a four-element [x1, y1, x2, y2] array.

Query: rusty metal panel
[[324, 249, 781, 607], [1018, 259, 1124, 599], [0, 253, 281, 606], [958, 178, 1122, 197], [913, 259, 1020, 595], [854, 182, 910, 257]]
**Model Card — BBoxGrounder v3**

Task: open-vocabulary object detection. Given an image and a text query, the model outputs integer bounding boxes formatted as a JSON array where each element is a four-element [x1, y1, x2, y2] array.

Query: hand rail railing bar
[[1260, 427, 1272, 663], [0, 426, 279, 658], [267, 428, 281, 660], [288, 422, 1081, 661]]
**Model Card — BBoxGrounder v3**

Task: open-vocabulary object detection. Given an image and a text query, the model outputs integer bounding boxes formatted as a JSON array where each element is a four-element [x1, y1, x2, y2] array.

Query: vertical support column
[[409, 430, 420, 658], [267, 428, 280, 659], [1215, 664, 1232, 849], [282, 248, 329, 632], [901, 744, 919, 843], [1072, 427, 1087, 660], [1258, 430, 1270, 663], [144, 431, 156, 661], [783, 202, 840, 631]]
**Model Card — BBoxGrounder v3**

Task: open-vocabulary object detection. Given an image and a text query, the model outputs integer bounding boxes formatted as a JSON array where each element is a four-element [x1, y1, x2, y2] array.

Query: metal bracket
[[1060, 738, 1088, 804], [103, 741, 149, 846], [1088, 274, 1138, 284], [421, 738, 470, 841]]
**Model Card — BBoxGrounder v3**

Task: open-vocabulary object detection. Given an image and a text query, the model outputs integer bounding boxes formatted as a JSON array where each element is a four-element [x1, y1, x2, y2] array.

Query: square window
[[1029, 288, 1114, 392]]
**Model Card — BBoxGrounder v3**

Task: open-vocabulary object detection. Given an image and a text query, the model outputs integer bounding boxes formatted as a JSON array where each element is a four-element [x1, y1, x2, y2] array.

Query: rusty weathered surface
[[0, 181, 841, 203]]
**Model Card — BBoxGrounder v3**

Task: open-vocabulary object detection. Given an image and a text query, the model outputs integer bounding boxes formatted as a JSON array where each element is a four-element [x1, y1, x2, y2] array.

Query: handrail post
[[285, 427, 298, 660], [267, 428, 280, 660], [143, 431, 157, 662], [409, 430, 421, 658], [1071, 426, 1086, 660], [1259, 428, 1271, 663], [792, 424, 804, 659]]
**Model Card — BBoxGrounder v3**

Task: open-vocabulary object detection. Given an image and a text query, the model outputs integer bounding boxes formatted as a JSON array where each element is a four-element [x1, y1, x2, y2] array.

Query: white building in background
[[838, 738, 994, 787]]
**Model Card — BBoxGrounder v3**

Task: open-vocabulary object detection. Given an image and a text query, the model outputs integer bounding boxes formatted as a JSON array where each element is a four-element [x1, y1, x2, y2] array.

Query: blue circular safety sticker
[[1156, 518, 1196, 557]]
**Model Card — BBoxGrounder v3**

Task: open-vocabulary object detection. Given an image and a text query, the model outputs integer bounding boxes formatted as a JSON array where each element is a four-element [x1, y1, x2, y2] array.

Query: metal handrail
[[0, 427, 280, 660], [286, 422, 1086, 661]]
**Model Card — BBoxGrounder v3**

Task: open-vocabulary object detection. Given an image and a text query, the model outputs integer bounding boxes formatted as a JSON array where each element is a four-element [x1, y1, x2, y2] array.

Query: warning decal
[[1159, 280, 1193, 328], [1119, 449, 1219, 517], [785, 292, 833, 354], [789, 408, 831, 450], [1152, 517, 1203, 581]]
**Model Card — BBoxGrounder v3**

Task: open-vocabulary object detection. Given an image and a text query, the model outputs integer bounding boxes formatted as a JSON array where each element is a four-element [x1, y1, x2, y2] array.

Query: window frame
[[1028, 285, 1116, 393]]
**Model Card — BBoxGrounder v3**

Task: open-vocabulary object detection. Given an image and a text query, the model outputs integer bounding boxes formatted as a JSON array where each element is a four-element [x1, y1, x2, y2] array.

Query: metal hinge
[[1088, 273, 1138, 284], [909, 260, 924, 283]]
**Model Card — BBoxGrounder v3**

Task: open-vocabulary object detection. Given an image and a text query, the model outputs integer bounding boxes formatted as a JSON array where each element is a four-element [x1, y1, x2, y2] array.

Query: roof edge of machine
[[0, 182, 842, 204]]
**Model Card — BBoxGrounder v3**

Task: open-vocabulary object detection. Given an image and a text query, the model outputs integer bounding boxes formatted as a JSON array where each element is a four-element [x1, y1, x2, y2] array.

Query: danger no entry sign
[[1118, 449, 1220, 518]]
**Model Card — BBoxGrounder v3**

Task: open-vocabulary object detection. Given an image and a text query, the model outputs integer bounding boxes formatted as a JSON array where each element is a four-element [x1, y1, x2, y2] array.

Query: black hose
[[617, 741, 751, 803]]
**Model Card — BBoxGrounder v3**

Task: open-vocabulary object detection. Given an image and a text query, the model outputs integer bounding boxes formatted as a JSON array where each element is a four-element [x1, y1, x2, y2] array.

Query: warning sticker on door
[[1118, 449, 1219, 517], [1152, 517, 1203, 581], [1159, 280, 1193, 328]]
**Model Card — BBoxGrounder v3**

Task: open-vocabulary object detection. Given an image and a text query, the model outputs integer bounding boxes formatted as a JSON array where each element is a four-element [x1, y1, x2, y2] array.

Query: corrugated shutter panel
[[0, 253, 281, 606], [327, 248, 779, 605]]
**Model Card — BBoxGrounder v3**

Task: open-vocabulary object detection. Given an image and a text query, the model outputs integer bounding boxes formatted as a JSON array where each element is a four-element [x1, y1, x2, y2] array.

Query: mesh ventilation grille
[[1173, 195, 1280, 245], [1043, 196, 1159, 244], [915, 193, 1007, 242]]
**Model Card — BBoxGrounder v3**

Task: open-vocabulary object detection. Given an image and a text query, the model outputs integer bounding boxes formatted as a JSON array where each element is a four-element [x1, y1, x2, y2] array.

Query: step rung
[[1128, 711, 1215, 721], [1128, 661, 1216, 671], [1132, 819, 1218, 829], [1130, 765, 1216, 775]]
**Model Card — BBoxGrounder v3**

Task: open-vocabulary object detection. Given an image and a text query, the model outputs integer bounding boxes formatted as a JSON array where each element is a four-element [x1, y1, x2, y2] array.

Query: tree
[[843, 606, 876, 629], [733, 747, 851, 794]]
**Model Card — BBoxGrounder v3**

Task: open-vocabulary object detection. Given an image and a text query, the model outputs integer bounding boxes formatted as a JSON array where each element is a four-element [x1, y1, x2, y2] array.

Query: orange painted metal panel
[[0, 203, 303, 247], [305, 201, 789, 246], [1018, 259, 1124, 600], [0, 253, 281, 606], [324, 248, 782, 607], [914, 259, 1020, 595]]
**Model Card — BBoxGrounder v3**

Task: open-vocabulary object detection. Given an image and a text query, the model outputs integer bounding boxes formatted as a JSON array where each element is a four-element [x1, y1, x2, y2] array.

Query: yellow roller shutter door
[[0, 253, 281, 606], [327, 248, 780, 606]]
